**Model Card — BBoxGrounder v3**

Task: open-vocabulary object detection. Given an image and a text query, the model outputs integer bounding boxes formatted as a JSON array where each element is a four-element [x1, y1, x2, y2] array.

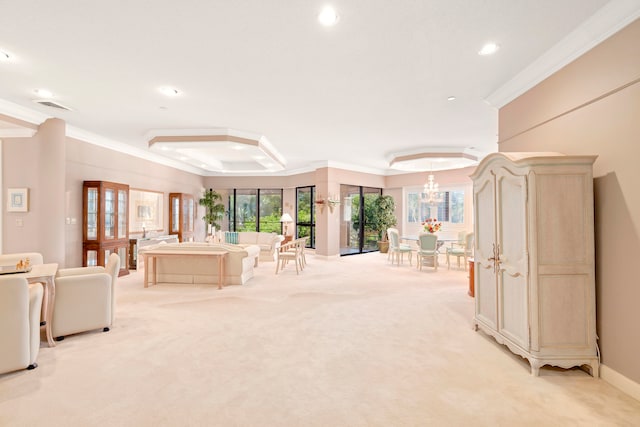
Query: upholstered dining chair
[[0, 277, 44, 374], [51, 253, 120, 341], [446, 232, 474, 270], [416, 232, 439, 271], [387, 228, 413, 266]]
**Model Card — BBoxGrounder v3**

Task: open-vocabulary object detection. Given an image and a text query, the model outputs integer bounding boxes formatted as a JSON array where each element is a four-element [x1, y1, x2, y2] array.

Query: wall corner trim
[[601, 364, 640, 402]]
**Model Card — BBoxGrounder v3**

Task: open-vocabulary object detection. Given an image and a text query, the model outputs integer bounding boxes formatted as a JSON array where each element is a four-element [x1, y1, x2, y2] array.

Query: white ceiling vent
[[33, 99, 72, 111]]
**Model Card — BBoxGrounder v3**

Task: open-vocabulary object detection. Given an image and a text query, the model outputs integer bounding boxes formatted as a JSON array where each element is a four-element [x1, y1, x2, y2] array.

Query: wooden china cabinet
[[83, 180, 130, 276], [169, 193, 195, 242]]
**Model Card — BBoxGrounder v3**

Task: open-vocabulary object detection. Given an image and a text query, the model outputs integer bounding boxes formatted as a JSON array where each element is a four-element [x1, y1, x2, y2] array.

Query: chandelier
[[422, 172, 443, 206]]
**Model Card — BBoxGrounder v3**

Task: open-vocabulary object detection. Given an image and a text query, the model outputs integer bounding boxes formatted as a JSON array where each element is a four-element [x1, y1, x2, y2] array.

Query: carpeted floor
[[1, 252, 639, 426]]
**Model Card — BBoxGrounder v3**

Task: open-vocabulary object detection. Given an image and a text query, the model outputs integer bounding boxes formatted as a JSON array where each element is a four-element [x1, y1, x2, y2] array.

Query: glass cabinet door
[[171, 195, 180, 233], [86, 187, 98, 240], [104, 189, 115, 239], [118, 189, 127, 239], [183, 198, 194, 232]]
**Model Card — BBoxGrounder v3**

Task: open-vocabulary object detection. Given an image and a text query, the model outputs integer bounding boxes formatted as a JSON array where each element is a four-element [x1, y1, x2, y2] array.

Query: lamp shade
[[280, 213, 293, 223]]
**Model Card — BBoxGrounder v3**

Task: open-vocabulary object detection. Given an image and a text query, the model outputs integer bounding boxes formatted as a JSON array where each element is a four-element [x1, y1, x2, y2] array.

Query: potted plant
[[198, 188, 226, 235], [371, 194, 397, 253]]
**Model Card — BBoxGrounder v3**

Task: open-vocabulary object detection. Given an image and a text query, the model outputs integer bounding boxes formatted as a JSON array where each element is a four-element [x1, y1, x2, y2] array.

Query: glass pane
[[450, 190, 465, 224], [259, 189, 282, 233], [118, 190, 127, 238], [297, 188, 312, 223], [184, 198, 194, 232], [104, 250, 110, 266], [362, 187, 381, 252], [87, 250, 98, 266], [296, 186, 315, 247], [407, 192, 419, 223], [189, 199, 194, 231], [340, 185, 361, 255], [436, 192, 450, 222], [87, 187, 98, 240], [171, 196, 179, 233], [228, 194, 235, 232], [118, 247, 127, 268], [105, 189, 115, 239], [235, 190, 257, 231]]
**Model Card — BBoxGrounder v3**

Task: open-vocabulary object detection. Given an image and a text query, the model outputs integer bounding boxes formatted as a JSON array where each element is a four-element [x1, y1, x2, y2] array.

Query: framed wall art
[[7, 188, 29, 212]]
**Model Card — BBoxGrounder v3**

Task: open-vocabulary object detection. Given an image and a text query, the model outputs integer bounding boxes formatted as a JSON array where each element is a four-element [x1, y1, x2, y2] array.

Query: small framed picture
[[7, 188, 29, 212]]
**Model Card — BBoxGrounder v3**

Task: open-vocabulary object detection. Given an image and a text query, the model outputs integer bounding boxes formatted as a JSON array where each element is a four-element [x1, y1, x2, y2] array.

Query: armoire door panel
[[536, 174, 589, 266], [476, 266, 497, 329], [495, 168, 529, 348], [538, 274, 591, 349], [473, 176, 495, 267], [499, 272, 529, 348]]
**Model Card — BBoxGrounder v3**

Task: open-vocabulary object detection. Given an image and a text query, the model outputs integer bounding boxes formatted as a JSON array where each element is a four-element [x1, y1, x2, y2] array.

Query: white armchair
[[51, 253, 120, 341], [0, 277, 44, 374]]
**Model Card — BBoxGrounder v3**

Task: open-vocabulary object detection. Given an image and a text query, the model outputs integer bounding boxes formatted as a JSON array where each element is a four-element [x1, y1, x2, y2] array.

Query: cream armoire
[[470, 152, 599, 377]]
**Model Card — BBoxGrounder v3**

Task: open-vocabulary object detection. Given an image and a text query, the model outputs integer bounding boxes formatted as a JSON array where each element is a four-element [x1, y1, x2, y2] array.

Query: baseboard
[[312, 254, 340, 261], [601, 364, 640, 402]]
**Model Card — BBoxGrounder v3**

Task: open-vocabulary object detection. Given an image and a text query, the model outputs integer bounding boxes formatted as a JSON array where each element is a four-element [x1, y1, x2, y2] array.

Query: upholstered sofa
[[138, 242, 260, 286], [225, 232, 284, 262]]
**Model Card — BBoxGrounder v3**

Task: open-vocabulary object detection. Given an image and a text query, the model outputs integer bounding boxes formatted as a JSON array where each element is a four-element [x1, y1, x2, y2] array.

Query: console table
[[141, 250, 228, 290]]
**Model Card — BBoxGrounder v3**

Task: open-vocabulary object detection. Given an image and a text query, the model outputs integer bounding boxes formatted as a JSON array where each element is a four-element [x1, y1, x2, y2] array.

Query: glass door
[[296, 186, 315, 248], [340, 185, 382, 255]]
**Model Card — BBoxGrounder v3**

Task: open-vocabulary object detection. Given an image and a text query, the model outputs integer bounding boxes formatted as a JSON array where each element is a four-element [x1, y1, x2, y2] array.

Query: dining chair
[[387, 228, 413, 266], [417, 232, 439, 271], [446, 232, 474, 270], [275, 238, 305, 274]]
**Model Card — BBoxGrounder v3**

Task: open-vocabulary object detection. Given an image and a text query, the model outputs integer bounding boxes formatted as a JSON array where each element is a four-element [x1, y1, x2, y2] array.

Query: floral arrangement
[[422, 218, 442, 233]]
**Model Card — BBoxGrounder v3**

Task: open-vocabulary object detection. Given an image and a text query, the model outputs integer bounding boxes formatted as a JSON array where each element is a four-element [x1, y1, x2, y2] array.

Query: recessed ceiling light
[[318, 6, 339, 26], [478, 42, 499, 56], [34, 88, 53, 98], [0, 49, 10, 61], [159, 87, 181, 96], [447, 96, 456, 101], [231, 145, 246, 150], [179, 156, 188, 161]]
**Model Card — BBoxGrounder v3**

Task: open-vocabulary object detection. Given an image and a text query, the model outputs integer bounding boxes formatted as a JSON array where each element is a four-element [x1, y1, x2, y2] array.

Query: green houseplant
[[198, 188, 226, 234], [371, 194, 397, 253]]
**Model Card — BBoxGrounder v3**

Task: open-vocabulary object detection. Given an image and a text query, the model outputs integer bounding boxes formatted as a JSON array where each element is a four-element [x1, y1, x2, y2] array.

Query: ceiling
[[0, 1, 637, 176]]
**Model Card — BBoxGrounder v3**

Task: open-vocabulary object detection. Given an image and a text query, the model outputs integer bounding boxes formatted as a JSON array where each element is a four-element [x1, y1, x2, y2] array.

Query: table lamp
[[279, 213, 293, 236]]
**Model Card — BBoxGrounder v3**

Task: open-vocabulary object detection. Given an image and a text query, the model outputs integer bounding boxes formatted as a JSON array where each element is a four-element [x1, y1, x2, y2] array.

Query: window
[[229, 189, 282, 232], [296, 186, 315, 248], [407, 189, 465, 224]]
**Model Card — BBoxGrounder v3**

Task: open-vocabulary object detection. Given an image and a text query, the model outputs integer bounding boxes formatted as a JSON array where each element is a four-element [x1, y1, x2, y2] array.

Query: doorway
[[340, 185, 381, 256]]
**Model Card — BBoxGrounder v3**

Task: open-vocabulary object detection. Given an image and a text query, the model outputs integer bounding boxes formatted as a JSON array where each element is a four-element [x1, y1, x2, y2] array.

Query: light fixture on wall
[[280, 213, 293, 236]]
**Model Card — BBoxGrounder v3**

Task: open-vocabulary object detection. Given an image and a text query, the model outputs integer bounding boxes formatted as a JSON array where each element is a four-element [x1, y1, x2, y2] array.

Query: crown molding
[[0, 98, 50, 125], [67, 126, 204, 175], [486, 0, 640, 108]]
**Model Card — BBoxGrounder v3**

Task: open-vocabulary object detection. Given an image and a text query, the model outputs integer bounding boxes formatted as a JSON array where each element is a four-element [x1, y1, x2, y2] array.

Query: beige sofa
[[139, 242, 260, 286], [235, 232, 284, 262]]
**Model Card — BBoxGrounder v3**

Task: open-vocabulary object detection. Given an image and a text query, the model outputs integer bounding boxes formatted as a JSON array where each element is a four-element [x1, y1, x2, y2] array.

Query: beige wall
[[3, 118, 66, 265], [498, 18, 640, 383], [65, 137, 205, 267]]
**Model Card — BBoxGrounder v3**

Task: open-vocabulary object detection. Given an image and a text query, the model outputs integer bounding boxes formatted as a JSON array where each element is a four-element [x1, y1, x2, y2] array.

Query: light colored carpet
[[1, 252, 639, 426]]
